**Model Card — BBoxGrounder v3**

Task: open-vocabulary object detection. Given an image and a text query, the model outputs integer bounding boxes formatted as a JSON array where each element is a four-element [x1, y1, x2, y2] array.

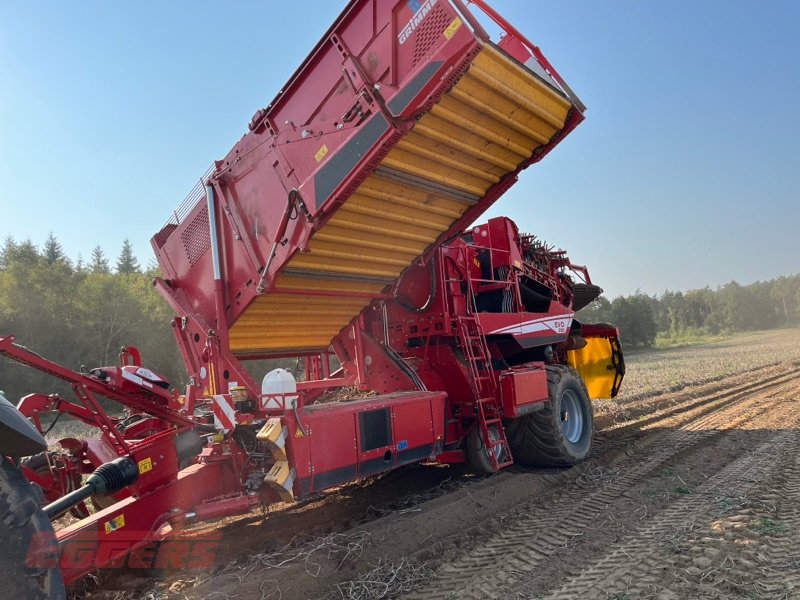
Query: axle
[[43, 457, 138, 520]]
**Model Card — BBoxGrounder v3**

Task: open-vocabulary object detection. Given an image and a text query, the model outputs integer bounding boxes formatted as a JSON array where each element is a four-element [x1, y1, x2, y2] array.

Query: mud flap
[[0, 391, 47, 457], [264, 461, 296, 503], [567, 333, 625, 399], [257, 418, 295, 502]]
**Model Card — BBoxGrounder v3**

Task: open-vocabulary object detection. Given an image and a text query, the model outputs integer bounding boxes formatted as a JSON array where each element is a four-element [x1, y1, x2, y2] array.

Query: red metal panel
[[471, 217, 524, 271], [392, 393, 444, 465], [499, 367, 548, 418], [306, 409, 359, 491], [151, 0, 486, 340], [126, 432, 181, 494], [296, 391, 446, 494], [55, 459, 249, 585]]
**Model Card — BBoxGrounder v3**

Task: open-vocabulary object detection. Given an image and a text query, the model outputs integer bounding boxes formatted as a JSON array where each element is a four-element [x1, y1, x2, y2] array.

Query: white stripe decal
[[213, 394, 236, 432], [121, 369, 153, 389], [489, 315, 574, 336]]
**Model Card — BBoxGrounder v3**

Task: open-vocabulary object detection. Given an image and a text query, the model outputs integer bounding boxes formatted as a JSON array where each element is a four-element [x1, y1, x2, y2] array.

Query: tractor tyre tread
[[465, 425, 496, 474], [507, 365, 593, 468], [0, 459, 65, 599]]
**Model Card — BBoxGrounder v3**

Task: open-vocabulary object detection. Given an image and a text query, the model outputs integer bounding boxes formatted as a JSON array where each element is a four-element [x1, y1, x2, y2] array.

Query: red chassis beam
[[0, 335, 265, 584], [50, 449, 257, 584], [0, 336, 194, 430]]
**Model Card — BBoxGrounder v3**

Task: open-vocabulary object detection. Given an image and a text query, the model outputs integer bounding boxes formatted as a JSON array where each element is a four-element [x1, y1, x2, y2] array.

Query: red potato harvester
[[0, 1, 623, 597]]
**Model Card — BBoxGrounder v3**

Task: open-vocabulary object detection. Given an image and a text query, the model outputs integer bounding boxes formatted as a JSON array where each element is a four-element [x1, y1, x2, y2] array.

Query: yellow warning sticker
[[104, 514, 125, 534], [138, 457, 153, 474], [444, 17, 462, 40], [295, 428, 305, 437], [315, 144, 329, 163]]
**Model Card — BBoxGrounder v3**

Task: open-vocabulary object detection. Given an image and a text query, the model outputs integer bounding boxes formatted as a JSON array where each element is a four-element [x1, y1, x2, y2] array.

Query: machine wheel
[[507, 365, 593, 467], [465, 423, 505, 474], [0, 458, 65, 599], [23, 452, 90, 519]]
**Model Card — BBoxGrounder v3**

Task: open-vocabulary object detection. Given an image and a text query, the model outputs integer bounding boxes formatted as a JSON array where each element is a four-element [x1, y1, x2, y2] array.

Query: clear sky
[[1, 1, 798, 297]]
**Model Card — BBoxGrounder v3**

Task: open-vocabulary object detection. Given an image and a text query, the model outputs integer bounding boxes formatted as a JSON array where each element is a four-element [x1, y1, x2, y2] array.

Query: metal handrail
[[465, 0, 586, 113], [162, 163, 216, 228]]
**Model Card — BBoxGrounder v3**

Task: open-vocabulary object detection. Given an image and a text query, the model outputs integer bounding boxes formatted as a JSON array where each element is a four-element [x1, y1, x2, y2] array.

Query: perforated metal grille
[[359, 408, 392, 452], [412, 4, 449, 68], [181, 206, 211, 265]]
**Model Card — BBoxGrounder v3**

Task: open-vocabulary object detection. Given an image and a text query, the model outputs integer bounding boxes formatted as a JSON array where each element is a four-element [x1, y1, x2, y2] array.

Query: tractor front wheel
[[507, 365, 593, 467], [0, 458, 65, 599]]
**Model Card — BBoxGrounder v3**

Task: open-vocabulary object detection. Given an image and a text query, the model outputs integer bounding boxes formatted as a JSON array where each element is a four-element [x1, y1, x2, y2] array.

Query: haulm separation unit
[[0, 1, 624, 597]]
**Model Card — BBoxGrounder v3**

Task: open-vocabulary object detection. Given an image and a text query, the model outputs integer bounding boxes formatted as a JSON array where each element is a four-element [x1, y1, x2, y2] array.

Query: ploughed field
[[86, 329, 800, 600]]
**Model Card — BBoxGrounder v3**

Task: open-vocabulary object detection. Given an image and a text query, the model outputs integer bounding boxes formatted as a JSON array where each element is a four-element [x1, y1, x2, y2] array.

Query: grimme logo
[[26, 531, 223, 571], [399, 0, 438, 45]]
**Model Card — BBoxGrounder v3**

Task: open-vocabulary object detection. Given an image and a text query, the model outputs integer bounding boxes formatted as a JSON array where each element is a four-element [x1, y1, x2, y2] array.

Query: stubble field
[[83, 329, 800, 600]]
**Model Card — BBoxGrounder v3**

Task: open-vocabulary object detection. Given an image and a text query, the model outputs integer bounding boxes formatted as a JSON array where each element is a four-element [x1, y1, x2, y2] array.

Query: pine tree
[[43, 232, 68, 266], [89, 246, 110, 274], [12, 239, 41, 267], [0, 236, 16, 269], [116, 239, 141, 275], [75, 253, 85, 273], [0, 236, 38, 267]]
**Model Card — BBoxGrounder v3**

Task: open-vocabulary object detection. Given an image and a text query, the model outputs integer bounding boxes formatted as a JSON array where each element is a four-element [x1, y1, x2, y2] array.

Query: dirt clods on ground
[[82, 330, 800, 600]]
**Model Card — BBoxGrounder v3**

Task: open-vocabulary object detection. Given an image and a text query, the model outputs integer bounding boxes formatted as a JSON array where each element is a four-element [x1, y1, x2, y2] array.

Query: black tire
[[465, 423, 506, 474], [507, 365, 593, 467], [0, 458, 65, 599]]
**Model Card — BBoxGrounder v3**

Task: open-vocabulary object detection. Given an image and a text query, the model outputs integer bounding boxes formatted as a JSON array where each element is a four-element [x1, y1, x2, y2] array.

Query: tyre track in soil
[[595, 363, 800, 443], [406, 367, 800, 600], [662, 426, 800, 599], [747, 451, 800, 599], [546, 398, 800, 599], [119, 364, 799, 600]]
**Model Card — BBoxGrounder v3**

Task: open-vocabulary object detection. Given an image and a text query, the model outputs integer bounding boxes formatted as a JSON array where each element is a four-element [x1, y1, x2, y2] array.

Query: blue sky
[[1, 0, 798, 296]]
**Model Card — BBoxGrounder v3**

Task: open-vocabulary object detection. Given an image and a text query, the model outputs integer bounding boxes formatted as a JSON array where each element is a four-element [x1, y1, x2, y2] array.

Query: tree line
[[1, 233, 798, 403], [0, 235, 183, 403], [577, 276, 800, 348]]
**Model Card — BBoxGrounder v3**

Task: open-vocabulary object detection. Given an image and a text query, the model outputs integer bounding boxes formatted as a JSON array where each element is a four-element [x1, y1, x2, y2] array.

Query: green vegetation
[[0, 235, 183, 404], [2, 232, 799, 403], [578, 276, 800, 349], [654, 328, 733, 349], [753, 517, 789, 537]]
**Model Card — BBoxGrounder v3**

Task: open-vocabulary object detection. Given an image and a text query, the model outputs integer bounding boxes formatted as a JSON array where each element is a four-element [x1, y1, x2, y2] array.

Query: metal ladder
[[456, 317, 512, 470]]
